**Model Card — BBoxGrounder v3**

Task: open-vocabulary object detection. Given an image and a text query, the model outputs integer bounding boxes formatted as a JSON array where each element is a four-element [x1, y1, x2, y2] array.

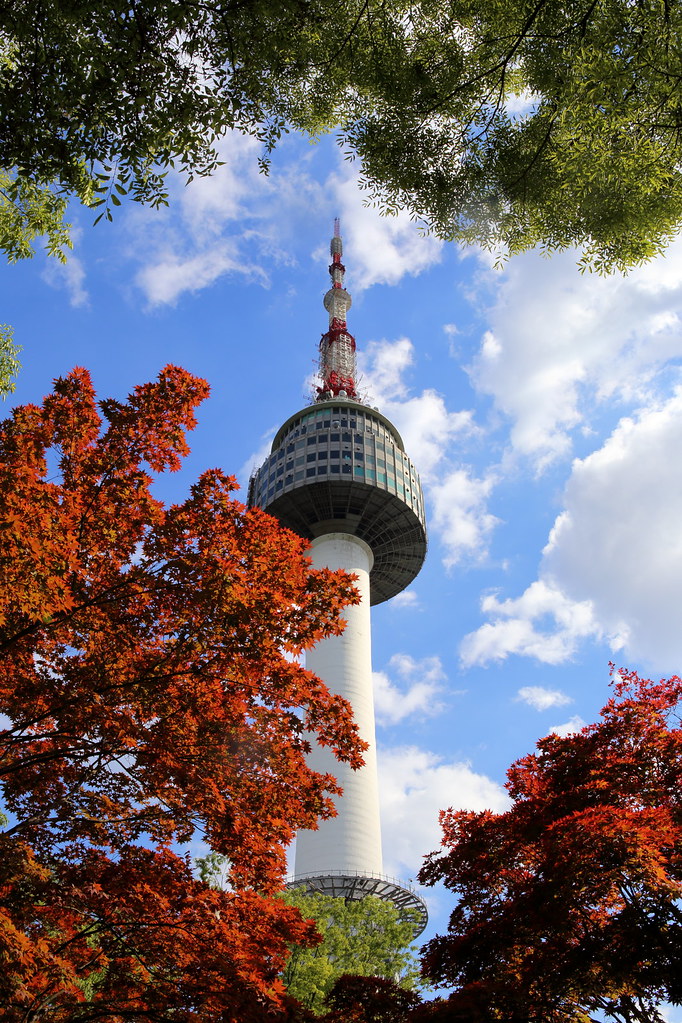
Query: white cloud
[[516, 685, 572, 711], [136, 243, 267, 307], [361, 336, 497, 568], [460, 580, 602, 667], [378, 745, 510, 878], [470, 240, 682, 468], [329, 169, 443, 289], [462, 387, 682, 672], [360, 337, 415, 403], [127, 131, 326, 307], [42, 243, 88, 307], [373, 654, 446, 726], [430, 469, 499, 568], [390, 590, 420, 610], [177, 134, 262, 237], [549, 715, 586, 737], [542, 389, 682, 671], [128, 135, 445, 307], [384, 392, 476, 481], [362, 339, 483, 503], [238, 429, 277, 490]]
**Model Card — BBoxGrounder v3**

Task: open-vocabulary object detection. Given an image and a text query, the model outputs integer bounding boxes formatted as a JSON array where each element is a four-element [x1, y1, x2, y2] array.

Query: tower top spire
[[317, 219, 358, 402]]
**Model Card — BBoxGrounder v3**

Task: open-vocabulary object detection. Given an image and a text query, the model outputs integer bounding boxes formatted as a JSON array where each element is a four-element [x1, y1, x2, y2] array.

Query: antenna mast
[[317, 219, 358, 401]]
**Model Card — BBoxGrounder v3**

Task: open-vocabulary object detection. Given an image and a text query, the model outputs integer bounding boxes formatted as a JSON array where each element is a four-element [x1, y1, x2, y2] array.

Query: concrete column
[[295, 533, 383, 878]]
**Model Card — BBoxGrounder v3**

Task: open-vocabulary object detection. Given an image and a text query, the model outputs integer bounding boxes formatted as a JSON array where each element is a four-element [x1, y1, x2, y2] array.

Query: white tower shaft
[[295, 533, 383, 878]]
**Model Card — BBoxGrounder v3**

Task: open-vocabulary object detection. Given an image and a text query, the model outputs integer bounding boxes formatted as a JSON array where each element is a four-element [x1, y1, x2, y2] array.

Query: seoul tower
[[248, 222, 428, 935]]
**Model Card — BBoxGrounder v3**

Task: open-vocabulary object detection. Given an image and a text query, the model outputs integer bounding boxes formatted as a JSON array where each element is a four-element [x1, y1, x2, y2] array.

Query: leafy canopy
[[3, 1, 682, 269], [281, 890, 422, 1015], [418, 667, 682, 1023], [0, 323, 21, 399], [0, 365, 365, 1021], [196, 857, 424, 1018]]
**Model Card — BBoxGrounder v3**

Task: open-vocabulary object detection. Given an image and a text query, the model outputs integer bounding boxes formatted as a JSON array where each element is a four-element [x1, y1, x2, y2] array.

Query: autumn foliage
[[0, 366, 365, 1021], [419, 667, 682, 1023]]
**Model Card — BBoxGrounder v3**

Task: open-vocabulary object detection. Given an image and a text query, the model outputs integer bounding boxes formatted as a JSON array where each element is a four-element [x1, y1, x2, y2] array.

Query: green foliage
[[0, 324, 21, 399], [3, 1, 682, 269], [348, 0, 682, 272], [0, 169, 72, 263], [195, 850, 232, 892], [282, 890, 422, 1016]]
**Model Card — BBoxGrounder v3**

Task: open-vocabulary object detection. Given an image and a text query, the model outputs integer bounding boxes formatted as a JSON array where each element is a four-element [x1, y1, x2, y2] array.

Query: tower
[[248, 222, 428, 935]]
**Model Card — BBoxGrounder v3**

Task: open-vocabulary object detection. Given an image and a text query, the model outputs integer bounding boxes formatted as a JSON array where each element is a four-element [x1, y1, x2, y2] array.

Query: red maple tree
[[418, 667, 682, 1023], [323, 975, 422, 1022], [0, 366, 364, 1021]]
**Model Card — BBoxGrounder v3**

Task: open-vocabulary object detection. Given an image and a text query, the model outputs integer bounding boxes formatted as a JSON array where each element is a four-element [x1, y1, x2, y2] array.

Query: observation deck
[[247, 397, 427, 605]]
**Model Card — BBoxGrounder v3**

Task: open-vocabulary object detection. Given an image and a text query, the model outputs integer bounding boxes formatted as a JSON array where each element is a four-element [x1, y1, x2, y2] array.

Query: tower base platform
[[286, 870, 428, 938]]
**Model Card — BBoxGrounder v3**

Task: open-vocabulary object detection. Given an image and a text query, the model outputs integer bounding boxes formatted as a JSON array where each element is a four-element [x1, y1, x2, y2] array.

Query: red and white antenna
[[317, 219, 358, 401]]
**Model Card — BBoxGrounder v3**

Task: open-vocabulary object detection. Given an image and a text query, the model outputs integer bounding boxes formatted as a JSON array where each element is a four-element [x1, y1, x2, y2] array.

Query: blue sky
[[4, 130, 682, 961]]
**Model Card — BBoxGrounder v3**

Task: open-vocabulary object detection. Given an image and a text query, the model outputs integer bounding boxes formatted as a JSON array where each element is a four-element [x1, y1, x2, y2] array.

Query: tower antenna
[[317, 219, 358, 402]]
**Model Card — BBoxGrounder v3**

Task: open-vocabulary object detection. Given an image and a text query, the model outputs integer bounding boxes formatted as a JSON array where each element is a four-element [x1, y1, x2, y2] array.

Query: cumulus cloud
[[378, 745, 510, 878], [126, 131, 329, 306], [390, 590, 420, 610], [136, 243, 267, 307], [460, 580, 602, 667], [238, 430, 277, 490], [329, 169, 443, 289], [360, 337, 497, 568], [430, 468, 499, 568], [373, 654, 447, 726], [516, 685, 573, 711], [126, 136, 445, 306], [549, 715, 587, 737], [125, 131, 270, 306], [470, 240, 682, 469], [386, 392, 476, 481], [42, 242, 88, 307], [542, 389, 682, 671], [462, 386, 682, 672]]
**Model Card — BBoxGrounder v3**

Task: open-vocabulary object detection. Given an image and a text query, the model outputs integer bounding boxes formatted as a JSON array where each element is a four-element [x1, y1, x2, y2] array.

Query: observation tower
[[248, 222, 428, 936]]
